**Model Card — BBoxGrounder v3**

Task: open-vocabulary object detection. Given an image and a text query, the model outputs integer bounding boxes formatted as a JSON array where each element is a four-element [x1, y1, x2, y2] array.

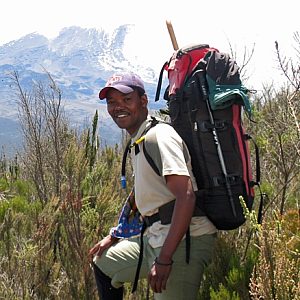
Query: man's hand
[[88, 235, 119, 262], [148, 258, 173, 293]]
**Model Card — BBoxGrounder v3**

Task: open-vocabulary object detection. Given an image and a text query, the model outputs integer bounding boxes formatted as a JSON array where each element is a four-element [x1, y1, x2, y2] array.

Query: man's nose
[[114, 104, 123, 111], [114, 101, 126, 110]]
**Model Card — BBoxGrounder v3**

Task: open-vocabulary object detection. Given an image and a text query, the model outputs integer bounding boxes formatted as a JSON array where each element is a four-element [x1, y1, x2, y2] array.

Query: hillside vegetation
[[0, 39, 299, 299]]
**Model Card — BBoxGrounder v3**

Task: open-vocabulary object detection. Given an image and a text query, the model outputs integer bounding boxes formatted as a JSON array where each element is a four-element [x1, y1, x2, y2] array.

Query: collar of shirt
[[130, 115, 154, 141]]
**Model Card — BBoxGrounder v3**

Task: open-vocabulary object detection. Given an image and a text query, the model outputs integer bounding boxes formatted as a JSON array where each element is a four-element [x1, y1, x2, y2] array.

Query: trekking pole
[[155, 21, 178, 102], [196, 69, 237, 218], [166, 20, 179, 50]]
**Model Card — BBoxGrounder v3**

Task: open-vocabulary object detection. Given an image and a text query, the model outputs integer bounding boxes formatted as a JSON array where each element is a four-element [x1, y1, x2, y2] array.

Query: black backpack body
[[151, 44, 261, 230]]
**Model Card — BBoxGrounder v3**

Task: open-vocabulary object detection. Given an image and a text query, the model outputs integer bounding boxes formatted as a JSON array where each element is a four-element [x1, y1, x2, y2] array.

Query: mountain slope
[[0, 25, 166, 156]]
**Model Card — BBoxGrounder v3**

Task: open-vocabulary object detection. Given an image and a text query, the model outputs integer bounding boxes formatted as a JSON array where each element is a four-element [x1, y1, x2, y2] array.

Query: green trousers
[[93, 233, 216, 300]]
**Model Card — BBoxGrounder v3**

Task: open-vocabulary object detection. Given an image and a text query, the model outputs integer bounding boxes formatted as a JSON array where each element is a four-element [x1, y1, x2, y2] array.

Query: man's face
[[106, 88, 148, 135]]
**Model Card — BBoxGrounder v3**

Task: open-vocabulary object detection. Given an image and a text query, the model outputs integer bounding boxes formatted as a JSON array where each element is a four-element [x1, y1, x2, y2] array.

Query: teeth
[[116, 113, 128, 118]]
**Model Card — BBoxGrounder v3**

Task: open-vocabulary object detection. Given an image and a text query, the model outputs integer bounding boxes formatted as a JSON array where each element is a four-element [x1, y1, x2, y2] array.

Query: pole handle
[[166, 20, 179, 50]]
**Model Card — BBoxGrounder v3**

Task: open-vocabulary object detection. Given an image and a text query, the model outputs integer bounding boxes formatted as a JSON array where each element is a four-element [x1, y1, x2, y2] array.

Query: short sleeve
[[155, 124, 190, 177]]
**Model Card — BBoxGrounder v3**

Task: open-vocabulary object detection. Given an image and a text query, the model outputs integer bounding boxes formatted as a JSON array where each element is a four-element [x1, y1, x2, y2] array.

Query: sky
[[0, 0, 299, 89]]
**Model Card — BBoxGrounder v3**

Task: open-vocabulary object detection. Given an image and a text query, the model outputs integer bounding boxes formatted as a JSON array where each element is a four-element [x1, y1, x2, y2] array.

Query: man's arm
[[148, 174, 195, 293], [88, 235, 119, 262]]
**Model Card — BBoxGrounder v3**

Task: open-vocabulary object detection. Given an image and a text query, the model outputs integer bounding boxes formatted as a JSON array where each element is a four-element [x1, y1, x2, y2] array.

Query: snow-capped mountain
[[0, 25, 166, 156]]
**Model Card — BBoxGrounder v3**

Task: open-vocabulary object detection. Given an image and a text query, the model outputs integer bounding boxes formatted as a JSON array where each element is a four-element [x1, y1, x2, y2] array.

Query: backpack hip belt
[[143, 198, 205, 227]]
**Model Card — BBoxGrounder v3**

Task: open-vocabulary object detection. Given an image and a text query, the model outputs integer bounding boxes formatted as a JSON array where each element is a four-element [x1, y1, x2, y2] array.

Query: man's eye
[[107, 100, 114, 106]]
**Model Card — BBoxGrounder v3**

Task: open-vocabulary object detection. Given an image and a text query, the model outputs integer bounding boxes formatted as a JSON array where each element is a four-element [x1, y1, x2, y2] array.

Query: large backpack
[[148, 43, 263, 230]]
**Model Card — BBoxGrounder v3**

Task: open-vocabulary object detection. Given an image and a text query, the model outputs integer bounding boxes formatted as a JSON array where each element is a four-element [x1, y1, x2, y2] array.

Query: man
[[89, 72, 217, 300]]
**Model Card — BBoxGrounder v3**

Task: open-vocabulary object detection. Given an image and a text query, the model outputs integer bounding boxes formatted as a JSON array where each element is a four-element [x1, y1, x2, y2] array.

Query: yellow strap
[[130, 135, 145, 148]]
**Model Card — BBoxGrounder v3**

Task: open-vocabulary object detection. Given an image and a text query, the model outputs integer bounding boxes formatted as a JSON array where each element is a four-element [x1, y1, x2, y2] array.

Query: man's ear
[[141, 94, 148, 108]]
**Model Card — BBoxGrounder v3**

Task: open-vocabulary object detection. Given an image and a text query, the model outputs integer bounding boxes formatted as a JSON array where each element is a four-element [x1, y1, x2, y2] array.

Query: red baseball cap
[[99, 73, 145, 100]]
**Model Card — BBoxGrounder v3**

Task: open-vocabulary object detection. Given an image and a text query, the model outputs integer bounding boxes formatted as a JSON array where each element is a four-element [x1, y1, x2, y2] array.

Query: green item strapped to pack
[[203, 51, 252, 117]]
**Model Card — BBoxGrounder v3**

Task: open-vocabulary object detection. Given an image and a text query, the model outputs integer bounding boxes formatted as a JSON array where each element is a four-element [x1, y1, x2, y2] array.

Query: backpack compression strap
[[121, 117, 160, 188]]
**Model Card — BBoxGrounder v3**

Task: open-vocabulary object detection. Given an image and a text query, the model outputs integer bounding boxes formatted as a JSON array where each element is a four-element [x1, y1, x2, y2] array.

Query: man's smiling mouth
[[115, 112, 129, 118]]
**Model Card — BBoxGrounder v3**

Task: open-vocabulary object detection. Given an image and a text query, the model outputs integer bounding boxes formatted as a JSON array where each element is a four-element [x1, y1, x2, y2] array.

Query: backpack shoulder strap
[[143, 129, 162, 176], [121, 116, 161, 187]]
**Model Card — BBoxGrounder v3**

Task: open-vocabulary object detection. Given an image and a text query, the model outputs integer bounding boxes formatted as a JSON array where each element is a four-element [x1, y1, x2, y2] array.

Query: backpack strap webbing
[[155, 61, 169, 102], [121, 117, 159, 188], [142, 141, 161, 176], [143, 199, 205, 227], [246, 134, 264, 225], [131, 221, 147, 293]]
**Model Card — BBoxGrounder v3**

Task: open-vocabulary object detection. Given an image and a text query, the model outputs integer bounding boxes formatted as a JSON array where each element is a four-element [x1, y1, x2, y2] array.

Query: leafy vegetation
[[0, 36, 299, 299]]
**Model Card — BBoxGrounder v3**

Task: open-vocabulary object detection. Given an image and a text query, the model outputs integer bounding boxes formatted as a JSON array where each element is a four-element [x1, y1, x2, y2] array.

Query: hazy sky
[[1, 0, 299, 88]]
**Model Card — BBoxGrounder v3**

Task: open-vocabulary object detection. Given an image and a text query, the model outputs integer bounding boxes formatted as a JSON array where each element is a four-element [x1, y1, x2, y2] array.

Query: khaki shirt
[[131, 116, 216, 248]]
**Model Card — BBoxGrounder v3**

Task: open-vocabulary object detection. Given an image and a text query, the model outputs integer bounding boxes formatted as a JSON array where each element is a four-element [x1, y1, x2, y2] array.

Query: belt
[[142, 199, 205, 227], [143, 213, 161, 227]]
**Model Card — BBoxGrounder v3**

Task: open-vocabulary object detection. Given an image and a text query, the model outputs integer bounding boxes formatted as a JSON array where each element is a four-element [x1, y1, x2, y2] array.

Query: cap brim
[[99, 85, 134, 100]]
